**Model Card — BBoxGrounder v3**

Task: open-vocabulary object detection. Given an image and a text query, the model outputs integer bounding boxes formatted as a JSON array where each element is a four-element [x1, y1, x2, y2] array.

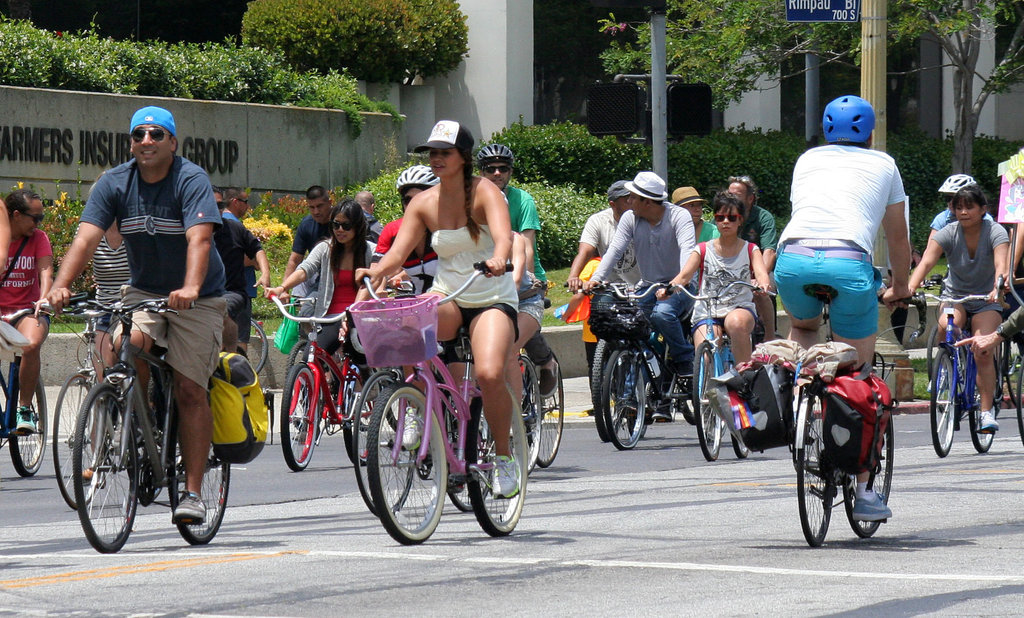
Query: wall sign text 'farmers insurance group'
[[0, 124, 240, 173]]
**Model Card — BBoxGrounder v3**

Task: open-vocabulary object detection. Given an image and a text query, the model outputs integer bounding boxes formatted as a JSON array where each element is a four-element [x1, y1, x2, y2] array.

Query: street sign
[[785, 0, 860, 22]]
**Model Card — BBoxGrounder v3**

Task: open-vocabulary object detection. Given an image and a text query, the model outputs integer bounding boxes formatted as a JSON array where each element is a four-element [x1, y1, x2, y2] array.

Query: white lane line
[[5, 550, 1022, 584]]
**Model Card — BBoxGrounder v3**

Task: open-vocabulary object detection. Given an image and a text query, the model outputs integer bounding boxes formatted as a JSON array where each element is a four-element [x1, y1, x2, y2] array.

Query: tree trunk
[[950, 68, 978, 174], [6, 0, 31, 20]]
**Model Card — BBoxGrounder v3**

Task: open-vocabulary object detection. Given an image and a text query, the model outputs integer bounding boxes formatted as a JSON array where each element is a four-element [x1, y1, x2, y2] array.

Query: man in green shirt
[[959, 306, 1024, 354], [729, 174, 778, 340], [478, 143, 556, 393]]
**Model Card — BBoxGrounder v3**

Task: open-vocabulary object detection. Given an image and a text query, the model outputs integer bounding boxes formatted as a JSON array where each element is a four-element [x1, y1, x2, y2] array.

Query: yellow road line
[[0, 551, 304, 589]]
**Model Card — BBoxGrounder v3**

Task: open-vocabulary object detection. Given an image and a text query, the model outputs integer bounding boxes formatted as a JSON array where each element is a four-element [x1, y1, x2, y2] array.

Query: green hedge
[[489, 121, 1024, 252], [242, 0, 468, 84], [0, 18, 397, 136]]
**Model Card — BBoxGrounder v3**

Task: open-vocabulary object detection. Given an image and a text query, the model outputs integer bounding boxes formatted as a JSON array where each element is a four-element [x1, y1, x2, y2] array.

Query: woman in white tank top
[[359, 121, 521, 498]]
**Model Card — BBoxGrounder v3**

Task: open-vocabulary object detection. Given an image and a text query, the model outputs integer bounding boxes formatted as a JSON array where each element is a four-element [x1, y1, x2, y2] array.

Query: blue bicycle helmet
[[822, 95, 875, 144]]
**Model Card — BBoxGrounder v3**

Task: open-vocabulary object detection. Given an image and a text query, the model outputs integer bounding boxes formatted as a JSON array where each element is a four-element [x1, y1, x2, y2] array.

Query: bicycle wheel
[[351, 368, 401, 516], [280, 363, 321, 471], [10, 380, 47, 477], [844, 417, 894, 538], [969, 406, 995, 453], [796, 391, 833, 547], [168, 413, 231, 545], [536, 353, 565, 469], [929, 348, 956, 458], [1018, 357, 1024, 447], [1000, 339, 1020, 410], [367, 384, 446, 544], [73, 383, 138, 554], [53, 372, 93, 509], [731, 435, 749, 459], [590, 340, 611, 442], [248, 319, 269, 375], [286, 340, 311, 368], [600, 348, 646, 450], [519, 354, 542, 473], [693, 342, 723, 462], [466, 397, 528, 536]]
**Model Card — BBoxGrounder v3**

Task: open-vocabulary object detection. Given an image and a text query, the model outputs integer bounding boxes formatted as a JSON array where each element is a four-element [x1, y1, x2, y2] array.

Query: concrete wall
[[723, 73, 781, 132], [422, 0, 534, 147], [0, 85, 403, 197]]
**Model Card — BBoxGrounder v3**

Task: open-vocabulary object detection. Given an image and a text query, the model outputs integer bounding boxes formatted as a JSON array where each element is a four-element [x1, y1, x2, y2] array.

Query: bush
[[241, 0, 468, 84], [0, 18, 398, 137]]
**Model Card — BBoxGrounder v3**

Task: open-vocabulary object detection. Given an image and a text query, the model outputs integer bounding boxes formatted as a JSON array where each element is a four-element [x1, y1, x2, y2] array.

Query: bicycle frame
[[300, 340, 359, 427], [0, 357, 22, 439], [398, 351, 480, 478], [940, 307, 978, 416]]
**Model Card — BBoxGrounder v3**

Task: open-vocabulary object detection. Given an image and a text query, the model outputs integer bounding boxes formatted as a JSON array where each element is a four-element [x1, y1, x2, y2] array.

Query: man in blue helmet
[[775, 95, 911, 522]]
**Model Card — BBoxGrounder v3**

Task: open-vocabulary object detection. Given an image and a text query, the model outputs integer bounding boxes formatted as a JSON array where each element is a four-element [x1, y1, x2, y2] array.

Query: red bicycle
[[269, 295, 363, 471]]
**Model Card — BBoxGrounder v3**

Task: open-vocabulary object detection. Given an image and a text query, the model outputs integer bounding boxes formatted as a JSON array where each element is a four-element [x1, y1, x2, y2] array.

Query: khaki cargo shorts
[[115, 285, 226, 389]]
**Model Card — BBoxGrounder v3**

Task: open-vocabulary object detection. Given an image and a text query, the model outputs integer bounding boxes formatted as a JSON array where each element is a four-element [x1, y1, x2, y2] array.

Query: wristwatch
[[996, 323, 1010, 341]]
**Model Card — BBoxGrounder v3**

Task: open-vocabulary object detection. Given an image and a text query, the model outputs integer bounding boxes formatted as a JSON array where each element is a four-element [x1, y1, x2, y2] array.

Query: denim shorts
[[775, 248, 882, 340]]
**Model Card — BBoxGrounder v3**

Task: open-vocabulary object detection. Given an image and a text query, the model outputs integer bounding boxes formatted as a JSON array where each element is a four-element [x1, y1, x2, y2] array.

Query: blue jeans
[[638, 283, 695, 367]]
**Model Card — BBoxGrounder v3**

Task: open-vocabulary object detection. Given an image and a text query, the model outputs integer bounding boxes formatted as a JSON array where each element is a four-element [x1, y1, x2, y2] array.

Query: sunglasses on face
[[482, 165, 511, 175], [714, 214, 740, 223], [18, 210, 44, 224], [130, 127, 168, 143], [331, 219, 353, 231]]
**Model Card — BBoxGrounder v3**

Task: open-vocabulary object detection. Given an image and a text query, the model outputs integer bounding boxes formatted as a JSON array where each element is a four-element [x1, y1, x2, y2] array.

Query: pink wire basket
[[349, 295, 440, 367]]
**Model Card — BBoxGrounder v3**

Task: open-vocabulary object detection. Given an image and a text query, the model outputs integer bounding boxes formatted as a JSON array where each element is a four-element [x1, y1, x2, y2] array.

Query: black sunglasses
[[331, 219, 353, 231], [482, 165, 511, 174], [131, 127, 168, 143], [18, 210, 44, 224], [714, 214, 740, 222]]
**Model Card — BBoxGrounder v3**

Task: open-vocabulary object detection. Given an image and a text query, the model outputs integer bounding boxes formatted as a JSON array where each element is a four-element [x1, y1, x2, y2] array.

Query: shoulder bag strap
[[0, 237, 30, 287]]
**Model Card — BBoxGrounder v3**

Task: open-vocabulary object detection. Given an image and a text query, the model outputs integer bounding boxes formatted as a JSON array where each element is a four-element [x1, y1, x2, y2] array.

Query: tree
[[598, 0, 1024, 173], [891, 1, 1024, 173]]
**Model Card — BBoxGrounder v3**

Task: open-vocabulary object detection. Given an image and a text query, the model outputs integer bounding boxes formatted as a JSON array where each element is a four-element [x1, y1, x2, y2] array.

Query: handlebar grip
[[472, 260, 514, 273]]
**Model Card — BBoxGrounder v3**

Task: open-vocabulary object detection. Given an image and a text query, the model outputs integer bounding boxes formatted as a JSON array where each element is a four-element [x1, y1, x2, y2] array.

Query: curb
[[898, 400, 929, 415]]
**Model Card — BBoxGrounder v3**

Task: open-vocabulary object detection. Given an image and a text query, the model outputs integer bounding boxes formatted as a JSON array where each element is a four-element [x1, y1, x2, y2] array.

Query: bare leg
[[724, 308, 755, 363], [16, 315, 48, 408], [505, 312, 540, 403], [971, 310, 1002, 412], [754, 293, 776, 340], [469, 309, 517, 457], [788, 315, 822, 351], [174, 373, 214, 496]]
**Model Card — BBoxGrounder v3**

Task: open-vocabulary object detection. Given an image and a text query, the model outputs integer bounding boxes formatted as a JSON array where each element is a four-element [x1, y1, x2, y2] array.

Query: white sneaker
[[980, 408, 999, 433], [401, 408, 421, 450], [492, 455, 520, 498]]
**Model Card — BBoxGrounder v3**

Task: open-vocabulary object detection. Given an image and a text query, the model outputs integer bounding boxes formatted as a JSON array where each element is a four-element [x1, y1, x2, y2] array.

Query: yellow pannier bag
[[209, 352, 268, 464]]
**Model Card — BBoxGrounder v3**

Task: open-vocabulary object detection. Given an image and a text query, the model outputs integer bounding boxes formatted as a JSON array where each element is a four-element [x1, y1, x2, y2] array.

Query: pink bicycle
[[349, 262, 528, 544]]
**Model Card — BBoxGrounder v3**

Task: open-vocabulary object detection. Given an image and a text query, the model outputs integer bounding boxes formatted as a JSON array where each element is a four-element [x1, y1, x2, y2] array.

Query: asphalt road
[[4, 398, 1024, 616]]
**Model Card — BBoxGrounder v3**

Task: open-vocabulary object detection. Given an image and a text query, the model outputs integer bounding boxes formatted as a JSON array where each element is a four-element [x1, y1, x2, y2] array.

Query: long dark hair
[[459, 148, 480, 242], [714, 190, 747, 220], [328, 199, 368, 279]]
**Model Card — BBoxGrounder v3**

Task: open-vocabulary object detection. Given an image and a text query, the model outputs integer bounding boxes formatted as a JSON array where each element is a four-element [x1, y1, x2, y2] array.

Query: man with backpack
[[774, 95, 911, 522]]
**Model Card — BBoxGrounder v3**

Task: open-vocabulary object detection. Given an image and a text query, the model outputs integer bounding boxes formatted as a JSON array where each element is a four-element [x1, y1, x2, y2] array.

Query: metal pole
[[861, 0, 887, 152], [651, 9, 668, 183], [805, 52, 820, 144]]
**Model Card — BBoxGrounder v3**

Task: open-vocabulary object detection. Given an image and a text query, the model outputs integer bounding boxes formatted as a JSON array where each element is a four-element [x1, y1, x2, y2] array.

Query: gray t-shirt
[[933, 219, 1008, 298], [579, 208, 640, 285], [592, 204, 695, 286], [82, 157, 226, 297]]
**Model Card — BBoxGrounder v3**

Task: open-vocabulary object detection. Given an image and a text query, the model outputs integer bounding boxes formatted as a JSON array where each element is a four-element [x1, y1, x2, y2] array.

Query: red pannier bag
[[821, 367, 894, 474]]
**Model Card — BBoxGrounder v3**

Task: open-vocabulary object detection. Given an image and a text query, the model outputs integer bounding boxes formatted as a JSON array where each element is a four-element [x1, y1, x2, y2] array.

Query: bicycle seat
[[803, 284, 838, 303]]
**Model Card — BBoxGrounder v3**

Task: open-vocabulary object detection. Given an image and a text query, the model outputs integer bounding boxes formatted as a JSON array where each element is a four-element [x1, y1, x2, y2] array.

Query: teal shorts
[[775, 249, 882, 340]]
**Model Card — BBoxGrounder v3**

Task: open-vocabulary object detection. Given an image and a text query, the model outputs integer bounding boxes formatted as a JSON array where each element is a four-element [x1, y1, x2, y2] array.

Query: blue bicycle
[[922, 288, 1003, 457], [686, 281, 763, 462], [0, 307, 48, 478]]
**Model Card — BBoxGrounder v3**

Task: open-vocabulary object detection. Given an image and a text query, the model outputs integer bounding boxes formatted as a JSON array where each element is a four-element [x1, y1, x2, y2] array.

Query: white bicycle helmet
[[938, 173, 976, 195], [395, 165, 439, 192]]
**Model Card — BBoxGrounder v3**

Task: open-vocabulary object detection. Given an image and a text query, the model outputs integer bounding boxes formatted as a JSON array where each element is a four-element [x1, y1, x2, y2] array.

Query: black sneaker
[[172, 491, 206, 525]]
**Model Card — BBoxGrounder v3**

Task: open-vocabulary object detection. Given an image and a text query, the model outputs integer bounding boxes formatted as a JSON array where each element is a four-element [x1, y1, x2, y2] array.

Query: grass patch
[[911, 357, 930, 401]]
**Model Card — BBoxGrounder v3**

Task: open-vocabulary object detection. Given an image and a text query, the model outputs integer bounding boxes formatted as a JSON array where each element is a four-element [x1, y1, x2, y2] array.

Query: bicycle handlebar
[[673, 280, 775, 302], [585, 281, 663, 301], [267, 294, 346, 324]]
